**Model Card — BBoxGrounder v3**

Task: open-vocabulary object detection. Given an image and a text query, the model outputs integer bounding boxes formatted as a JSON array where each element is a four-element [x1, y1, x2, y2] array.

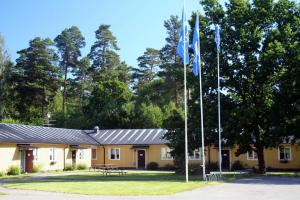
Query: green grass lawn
[[0, 192, 5, 195], [265, 172, 300, 177], [3, 171, 215, 196]]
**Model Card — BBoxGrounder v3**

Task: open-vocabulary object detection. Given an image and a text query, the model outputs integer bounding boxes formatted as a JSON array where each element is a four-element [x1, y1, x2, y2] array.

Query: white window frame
[[92, 148, 97, 160], [247, 150, 258, 160], [49, 148, 56, 161], [161, 147, 173, 160], [278, 146, 292, 161], [33, 148, 39, 161], [109, 148, 120, 160], [78, 149, 85, 160], [189, 148, 202, 160]]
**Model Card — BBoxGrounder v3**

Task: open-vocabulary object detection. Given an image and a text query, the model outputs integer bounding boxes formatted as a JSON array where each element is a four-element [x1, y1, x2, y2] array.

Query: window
[[79, 149, 85, 160], [247, 150, 258, 160], [110, 148, 120, 160], [49, 148, 56, 161], [92, 148, 97, 160], [279, 146, 291, 160], [33, 148, 39, 161], [161, 147, 173, 160], [189, 148, 202, 160]]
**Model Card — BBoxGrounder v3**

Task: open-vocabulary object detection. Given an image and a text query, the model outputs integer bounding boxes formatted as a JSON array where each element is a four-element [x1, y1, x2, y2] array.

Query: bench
[[206, 172, 223, 181], [90, 165, 127, 176]]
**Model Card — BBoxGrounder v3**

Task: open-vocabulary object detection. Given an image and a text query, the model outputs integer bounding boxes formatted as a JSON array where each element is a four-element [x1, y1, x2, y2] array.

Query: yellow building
[[89, 128, 300, 170], [1, 123, 299, 173], [0, 123, 97, 173]]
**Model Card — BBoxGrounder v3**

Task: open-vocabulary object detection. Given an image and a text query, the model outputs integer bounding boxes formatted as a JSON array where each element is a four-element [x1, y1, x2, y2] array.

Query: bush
[[76, 163, 88, 170], [163, 164, 176, 170], [7, 165, 21, 175], [231, 160, 245, 171], [189, 163, 203, 175], [147, 162, 159, 170], [32, 164, 43, 173], [0, 171, 5, 177], [64, 164, 75, 171], [206, 162, 219, 171]]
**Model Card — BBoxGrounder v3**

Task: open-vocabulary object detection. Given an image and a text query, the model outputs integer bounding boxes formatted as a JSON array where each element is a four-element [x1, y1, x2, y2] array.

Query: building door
[[72, 150, 76, 166], [221, 150, 230, 170], [25, 150, 33, 173], [137, 150, 146, 169]]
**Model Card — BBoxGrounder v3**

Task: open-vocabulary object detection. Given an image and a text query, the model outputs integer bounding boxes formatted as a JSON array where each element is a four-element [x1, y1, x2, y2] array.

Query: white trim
[[161, 147, 173, 160], [78, 149, 85, 160], [188, 148, 202, 160], [33, 148, 39, 161], [91, 148, 97, 160], [247, 150, 258, 160], [278, 146, 292, 161], [49, 148, 56, 161], [109, 148, 120, 160]]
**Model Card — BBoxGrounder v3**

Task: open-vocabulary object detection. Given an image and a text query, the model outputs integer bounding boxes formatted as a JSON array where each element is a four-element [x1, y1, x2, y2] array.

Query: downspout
[[103, 145, 106, 165]]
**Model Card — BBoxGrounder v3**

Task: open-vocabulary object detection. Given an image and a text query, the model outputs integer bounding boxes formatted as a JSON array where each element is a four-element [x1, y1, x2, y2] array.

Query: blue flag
[[215, 24, 221, 53], [192, 15, 200, 76], [177, 7, 189, 64]]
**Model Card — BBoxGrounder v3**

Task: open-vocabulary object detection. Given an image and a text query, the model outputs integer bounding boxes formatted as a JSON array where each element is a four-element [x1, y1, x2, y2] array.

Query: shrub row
[[64, 163, 88, 171]]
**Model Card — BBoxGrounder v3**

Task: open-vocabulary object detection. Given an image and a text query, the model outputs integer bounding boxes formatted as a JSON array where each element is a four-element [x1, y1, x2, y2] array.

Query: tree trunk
[[62, 62, 67, 114], [256, 144, 266, 174]]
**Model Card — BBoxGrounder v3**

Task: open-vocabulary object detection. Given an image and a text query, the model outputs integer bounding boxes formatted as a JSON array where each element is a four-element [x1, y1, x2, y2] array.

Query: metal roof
[[0, 123, 98, 145], [88, 129, 168, 145]]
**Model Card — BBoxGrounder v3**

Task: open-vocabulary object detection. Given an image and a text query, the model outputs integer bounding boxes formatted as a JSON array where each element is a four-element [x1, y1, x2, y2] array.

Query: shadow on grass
[[3, 172, 205, 184], [226, 175, 300, 185]]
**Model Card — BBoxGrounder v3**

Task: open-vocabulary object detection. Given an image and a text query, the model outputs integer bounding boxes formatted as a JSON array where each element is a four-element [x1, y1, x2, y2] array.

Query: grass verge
[[3, 171, 216, 196], [265, 172, 300, 177]]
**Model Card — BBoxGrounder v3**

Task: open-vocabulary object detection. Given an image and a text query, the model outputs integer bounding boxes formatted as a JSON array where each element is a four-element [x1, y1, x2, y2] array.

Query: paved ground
[[0, 176, 300, 200]]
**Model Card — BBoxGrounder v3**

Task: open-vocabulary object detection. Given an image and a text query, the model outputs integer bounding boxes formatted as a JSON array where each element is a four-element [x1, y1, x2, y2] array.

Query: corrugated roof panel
[[0, 123, 98, 145], [88, 128, 168, 145]]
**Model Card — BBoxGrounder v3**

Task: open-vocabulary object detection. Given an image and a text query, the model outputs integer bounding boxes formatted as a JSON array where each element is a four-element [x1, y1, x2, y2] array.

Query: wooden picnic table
[[91, 164, 127, 176]]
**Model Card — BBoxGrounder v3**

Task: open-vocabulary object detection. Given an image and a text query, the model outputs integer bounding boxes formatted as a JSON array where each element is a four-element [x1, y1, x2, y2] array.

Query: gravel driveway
[[0, 176, 299, 200]]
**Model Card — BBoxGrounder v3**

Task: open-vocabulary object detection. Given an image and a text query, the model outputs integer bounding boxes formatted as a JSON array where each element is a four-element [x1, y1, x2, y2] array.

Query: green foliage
[[188, 163, 202, 175], [76, 163, 88, 170], [147, 162, 159, 170], [7, 165, 20, 175], [0, 118, 22, 124], [194, 0, 300, 174], [163, 164, 176, 170], [132, 48, 160, 86], [206, 162, 219, 171], [32, 164, 43, 173], [89, 24, 119, 71], [231, 160, 245, 171], [86, 79, 133, 128], [0, 171, 5, 177], [12, 37, 60, 122], [64, 164, 76, 171], [54, 26, 86, 113], [134, 103, 163, 128]]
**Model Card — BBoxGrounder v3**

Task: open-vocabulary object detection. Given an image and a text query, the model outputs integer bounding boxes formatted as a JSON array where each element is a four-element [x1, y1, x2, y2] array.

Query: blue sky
[[1, 0, 212, 68]]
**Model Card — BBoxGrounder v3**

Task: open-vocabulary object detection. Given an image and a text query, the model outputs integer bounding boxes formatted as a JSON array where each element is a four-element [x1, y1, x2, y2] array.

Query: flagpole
[[183, 0, 189, 183], [217, 47, 222, 173], [196, 14, 206, 181]]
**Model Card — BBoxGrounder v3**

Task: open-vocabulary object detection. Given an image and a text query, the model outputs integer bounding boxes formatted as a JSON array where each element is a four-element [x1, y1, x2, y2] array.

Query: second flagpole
[[183, 0, 189, 183], [196, 14, 206, 180]]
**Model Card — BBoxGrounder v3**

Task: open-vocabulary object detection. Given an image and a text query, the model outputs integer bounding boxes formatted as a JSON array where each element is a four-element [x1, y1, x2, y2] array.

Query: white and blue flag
[[215, 24, 221, 53], [192, 15, 200, 76], [177, 7, 189, 64]]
